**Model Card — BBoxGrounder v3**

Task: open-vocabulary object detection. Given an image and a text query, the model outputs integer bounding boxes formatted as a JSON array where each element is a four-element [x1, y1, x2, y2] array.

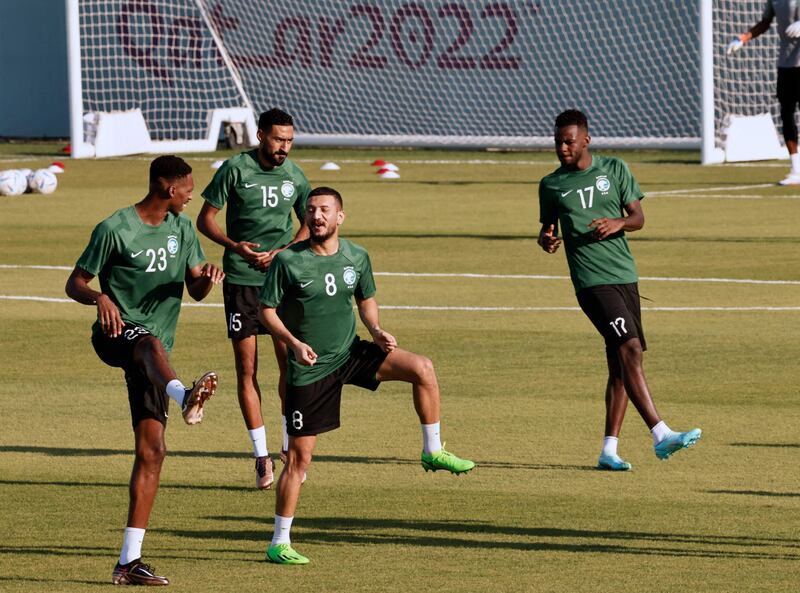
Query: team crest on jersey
[[595, 176, 611, 193], [342, 266, 357, 288], [167, 235, 179, 256], [281, 180, 295, 199]]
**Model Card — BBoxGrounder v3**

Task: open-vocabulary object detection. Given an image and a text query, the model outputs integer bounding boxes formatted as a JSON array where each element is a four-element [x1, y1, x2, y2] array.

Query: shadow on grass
[[707, 489, 800, 498], [730, 442, 800, 448], [0, 445, 592, 472], [0, 575, 104, 586], [162, 517, 800, 561]]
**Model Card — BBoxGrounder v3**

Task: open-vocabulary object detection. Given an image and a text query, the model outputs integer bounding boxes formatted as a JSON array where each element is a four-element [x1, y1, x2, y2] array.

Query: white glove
[[726, 37, 744, 54], [786, 20, 800, 38]]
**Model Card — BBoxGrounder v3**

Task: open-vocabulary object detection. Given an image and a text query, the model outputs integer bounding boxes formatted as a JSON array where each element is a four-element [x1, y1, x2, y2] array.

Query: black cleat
[[112, 559, 169, 586]]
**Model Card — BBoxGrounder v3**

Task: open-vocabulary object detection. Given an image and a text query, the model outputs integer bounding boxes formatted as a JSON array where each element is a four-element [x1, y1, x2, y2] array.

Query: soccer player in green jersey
[[65, 155, 225, 585], [538, 110, 701, 472], [259, 187, 475, 565], [198, 108, 311, 490]]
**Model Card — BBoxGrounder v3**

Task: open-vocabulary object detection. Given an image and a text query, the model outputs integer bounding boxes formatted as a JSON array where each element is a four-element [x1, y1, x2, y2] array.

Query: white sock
[[651, 421, 673, 445], [119, 527, 145, 565], [601, 436, 619, 457], [281, 416, 289, 452], [165, 379, 186, 406], [421, 422, 442, 455], [271, 514, 293, 546], [791, 152, 800, 174], [249, 426, 268, 458]]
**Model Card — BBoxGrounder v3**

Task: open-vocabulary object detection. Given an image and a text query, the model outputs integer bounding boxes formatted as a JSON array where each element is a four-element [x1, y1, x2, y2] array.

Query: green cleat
[[420, 444, 475, 474], [654, 428, 702, 460], [266, 544, 309, 565], [597, 453, 632, 471]]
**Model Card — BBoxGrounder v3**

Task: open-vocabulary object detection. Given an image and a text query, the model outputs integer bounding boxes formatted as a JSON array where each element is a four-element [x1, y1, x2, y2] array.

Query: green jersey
[[539, 155, 643, 292], [260, 239, 377, 386], [201, 150, 311, 286], [75, 206, 205, 351]]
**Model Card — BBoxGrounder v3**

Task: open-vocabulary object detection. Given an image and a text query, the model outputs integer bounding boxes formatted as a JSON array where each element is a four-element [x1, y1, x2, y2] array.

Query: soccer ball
[[29, 168, 58, 194], [0, 170, 28, 196]]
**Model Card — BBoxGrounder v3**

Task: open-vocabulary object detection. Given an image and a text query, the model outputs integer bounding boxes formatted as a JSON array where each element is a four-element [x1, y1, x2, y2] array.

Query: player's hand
[[96, 294, 124, 338], [786, 21, 800, 38], [538, 224, 561, 253], [199, 263, 225, 284], [252, 250, 276, 272], [234, 241, 262, 264], [726, 36, 744, 54], [292, 342, 318, 366], [371, 328, 397, 353], [588, 217, 624, 240]]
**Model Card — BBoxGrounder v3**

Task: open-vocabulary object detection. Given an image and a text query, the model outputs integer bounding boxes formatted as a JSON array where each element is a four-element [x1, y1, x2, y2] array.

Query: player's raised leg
[[133, 334, 218, 426], [376, 348, 475, 475], [615, 339, 702, 460]]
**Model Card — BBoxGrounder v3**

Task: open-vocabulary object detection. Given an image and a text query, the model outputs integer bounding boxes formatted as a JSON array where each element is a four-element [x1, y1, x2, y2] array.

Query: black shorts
[[92, 323, 169, 429], [223, 281, 268, 340], [286, 337, 389, 437], [576, 283, 647, 353], [777, 67, 800, 106]]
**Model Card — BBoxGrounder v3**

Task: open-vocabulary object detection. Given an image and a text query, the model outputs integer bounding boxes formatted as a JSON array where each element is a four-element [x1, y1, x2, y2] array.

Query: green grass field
[[1, 142, 798, 592]]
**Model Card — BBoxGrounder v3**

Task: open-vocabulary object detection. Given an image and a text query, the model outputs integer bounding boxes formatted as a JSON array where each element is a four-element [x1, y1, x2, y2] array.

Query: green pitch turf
[[0, 143, 798, 592]]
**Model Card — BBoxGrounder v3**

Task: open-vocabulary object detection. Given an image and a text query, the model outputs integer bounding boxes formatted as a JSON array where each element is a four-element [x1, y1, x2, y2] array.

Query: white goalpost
[[66, 0, 792, 163]]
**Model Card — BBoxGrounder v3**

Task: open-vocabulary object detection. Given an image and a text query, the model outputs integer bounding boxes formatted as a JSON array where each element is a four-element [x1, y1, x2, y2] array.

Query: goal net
[[70, 0, 787, 160], [709, 0, 792, 163]]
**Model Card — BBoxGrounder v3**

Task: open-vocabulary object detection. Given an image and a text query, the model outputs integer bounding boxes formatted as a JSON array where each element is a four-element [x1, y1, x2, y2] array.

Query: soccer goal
[[66, 0, 789, 162]]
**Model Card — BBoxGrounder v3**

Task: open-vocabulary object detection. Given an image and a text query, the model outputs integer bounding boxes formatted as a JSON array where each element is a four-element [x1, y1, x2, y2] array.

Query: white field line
[[0, 155, 789, 167], [647, 183, 776, 196], [1, 294, 798, 312], [2, 264, 799, 286]]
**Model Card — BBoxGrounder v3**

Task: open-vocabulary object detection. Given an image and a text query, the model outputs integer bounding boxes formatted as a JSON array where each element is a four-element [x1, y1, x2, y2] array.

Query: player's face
[[555, 125, 590, 168], [306, 194, 344, 243], [167, 174, 194, 214], [258, 125, 294, 167]]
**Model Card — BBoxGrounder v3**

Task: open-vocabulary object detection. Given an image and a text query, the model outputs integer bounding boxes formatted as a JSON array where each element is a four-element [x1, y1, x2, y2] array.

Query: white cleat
[[778, 172, 800, 186]]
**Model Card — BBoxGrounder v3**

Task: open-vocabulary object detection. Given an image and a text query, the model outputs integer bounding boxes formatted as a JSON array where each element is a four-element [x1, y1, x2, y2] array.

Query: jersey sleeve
[[260, 254, 290, 308], [613, 159, 644, 205], [183, 221, 206, 271], [538, 180, 558, 225], [75, 221, 118, 276], [355, 251, 377, 300], [201, 159, 238, 209], [292, 170, 312, 222]]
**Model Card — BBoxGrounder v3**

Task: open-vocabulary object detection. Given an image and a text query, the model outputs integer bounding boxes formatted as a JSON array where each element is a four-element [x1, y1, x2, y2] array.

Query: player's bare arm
[[196, 201, 269, 268], [185, 262, 225, 301], [65, 266, 124, 337], [728, 17, 771, 52], [356, 296, 397, 353], [538, 222, 562, 254], [589, 199, 645, 241], [260, 306, 317, 365]]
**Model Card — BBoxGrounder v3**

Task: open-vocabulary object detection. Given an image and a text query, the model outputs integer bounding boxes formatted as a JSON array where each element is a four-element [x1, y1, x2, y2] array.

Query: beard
[[260, 145, 287, 167], [309, 223, 336, 243]]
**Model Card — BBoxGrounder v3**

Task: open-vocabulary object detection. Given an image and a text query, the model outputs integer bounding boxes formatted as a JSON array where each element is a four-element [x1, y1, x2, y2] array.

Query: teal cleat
[[597, 453, 632, 471], [654, 428, 702, 460], [266, 544, 309, 565], [421, 444, 475, 475]]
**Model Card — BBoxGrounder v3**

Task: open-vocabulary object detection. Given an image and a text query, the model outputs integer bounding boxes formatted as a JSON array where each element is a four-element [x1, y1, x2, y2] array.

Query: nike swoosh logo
[[131, 250, 143, 257], [561, 190, 573, 197], [300, 281, 313, 288], [244, 183, 258, 188]]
